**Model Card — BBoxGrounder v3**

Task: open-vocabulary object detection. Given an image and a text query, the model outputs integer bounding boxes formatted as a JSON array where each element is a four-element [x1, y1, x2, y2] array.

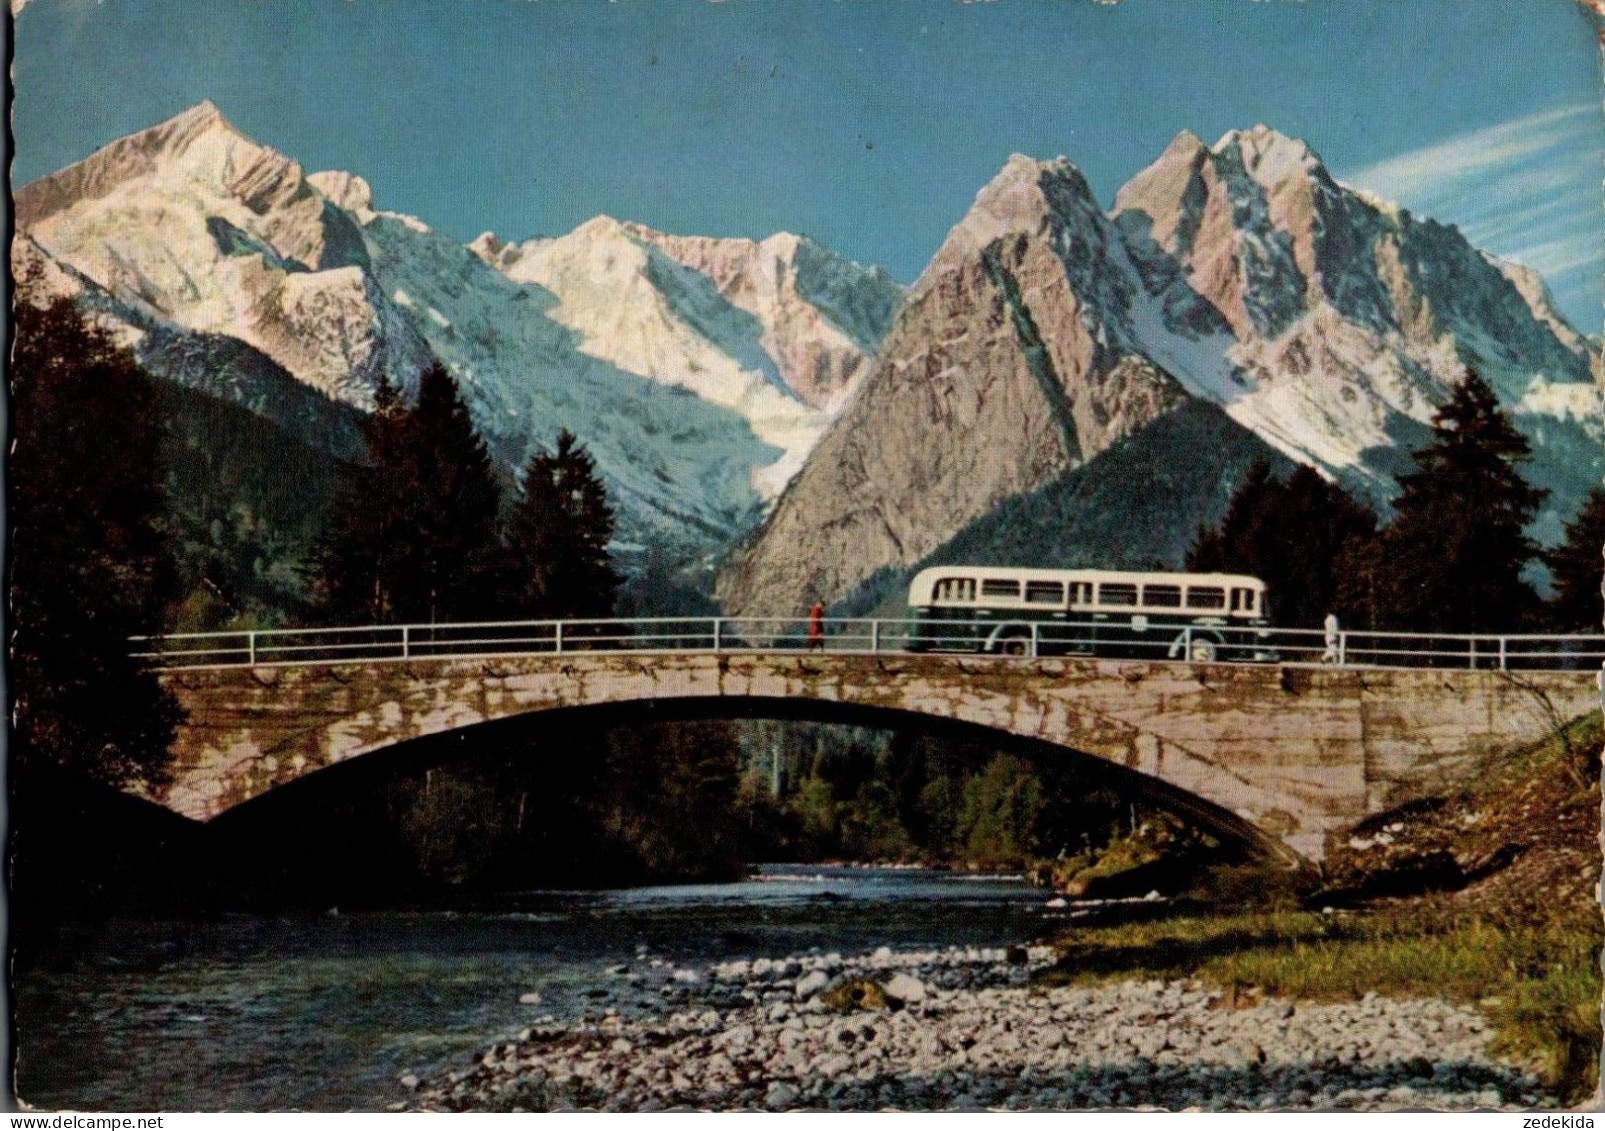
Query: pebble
[[414, 943, 1545, 1113], [884, 973, 927, 1004]]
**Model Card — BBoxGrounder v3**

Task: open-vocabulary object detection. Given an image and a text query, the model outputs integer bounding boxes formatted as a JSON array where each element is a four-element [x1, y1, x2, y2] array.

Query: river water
[[15, 865, 1065, 1111]]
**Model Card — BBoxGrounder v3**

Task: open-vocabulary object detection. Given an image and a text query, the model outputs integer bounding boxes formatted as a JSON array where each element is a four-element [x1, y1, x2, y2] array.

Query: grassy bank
[[1039, 904, 1600, 1105], [1041, 712, 1604, 1107]]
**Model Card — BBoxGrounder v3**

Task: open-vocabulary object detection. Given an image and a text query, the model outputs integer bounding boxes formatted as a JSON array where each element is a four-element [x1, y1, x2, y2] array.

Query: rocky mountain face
[[15, 106, 1598, 621], [468, 217, 901, 495], [1111, 125, 1600, 518], [13, 102, 901, 556], [719, 130, 1602, 618], [715, 156, 1197, 615]]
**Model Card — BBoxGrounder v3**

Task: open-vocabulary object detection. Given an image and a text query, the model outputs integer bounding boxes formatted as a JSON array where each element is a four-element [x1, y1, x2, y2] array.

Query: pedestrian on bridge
[[807, 601, 825, 651], [1322, 612, 1341, 664]]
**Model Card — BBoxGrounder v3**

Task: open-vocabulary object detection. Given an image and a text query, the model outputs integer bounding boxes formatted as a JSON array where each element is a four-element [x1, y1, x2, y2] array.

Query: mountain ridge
[[14, 102, 905, 557], [718, 129, 1602, 618], [14, 104, 1598, 619]]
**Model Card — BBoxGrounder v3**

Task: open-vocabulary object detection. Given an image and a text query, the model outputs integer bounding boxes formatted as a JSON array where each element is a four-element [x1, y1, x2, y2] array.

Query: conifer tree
[[1187, 459, 1275, 578], [1544, 485, 1605, 634], [391, 361, 505, 623], [318, 374, 412, 622], [1187, 460, 1378, 627], [318, 361, 503, 624], [1374, 369, 1546, 632], [9, 298, 181, 786], [503, 430, 620, 619]]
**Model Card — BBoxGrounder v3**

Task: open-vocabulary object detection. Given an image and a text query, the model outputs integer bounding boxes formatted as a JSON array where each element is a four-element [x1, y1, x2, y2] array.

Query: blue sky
[[13, 0, 1604, 329]]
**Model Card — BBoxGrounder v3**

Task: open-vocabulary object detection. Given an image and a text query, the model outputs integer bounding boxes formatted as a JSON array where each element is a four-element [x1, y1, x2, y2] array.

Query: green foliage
[[1187, 460, 1378, 627], [8, 298, 181, 787], [1041, 905, 1601, 1104], [158, 381, 344, 630], [956, 754, 1044, 866], [837, 780, 915, 861], [916, 775, 963, 851], [1047, 811, 1225, 899], [790, 775, 841, 850], [501, 429, 620, 619], [1359, 370, 1547, 632], [595, 720, 745, 881], [1544, 485, 1605, 633], [360, 719, 750, 891], [920, 401, 1299, 580], [744, 724, 1136, 870], [318, 362, 504, 624], [318, 373, 415, 622]]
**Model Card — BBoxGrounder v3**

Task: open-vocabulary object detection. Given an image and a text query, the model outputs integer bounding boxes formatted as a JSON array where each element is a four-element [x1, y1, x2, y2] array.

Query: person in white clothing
[[1322, 612, 1341, 664]]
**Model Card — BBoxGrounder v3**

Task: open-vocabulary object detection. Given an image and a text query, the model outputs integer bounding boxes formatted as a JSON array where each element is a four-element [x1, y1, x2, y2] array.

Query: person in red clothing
[[806, 601, 825, 651]]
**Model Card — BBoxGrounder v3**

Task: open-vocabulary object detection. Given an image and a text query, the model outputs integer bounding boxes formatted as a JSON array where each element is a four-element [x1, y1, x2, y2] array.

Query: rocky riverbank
[[410, 943, 1543, 1111]]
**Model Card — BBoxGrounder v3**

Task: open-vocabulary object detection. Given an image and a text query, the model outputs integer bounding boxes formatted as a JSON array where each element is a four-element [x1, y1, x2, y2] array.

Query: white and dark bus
[[905, 566, 1275, 662]]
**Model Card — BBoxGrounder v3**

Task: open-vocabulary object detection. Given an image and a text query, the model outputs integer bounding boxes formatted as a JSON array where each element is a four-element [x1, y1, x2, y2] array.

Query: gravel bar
[[411, 943, 1544, 1111]]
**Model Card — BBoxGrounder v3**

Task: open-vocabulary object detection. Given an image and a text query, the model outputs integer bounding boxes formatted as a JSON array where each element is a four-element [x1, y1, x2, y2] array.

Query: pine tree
[[9, 298, 181, 787], [1544, 485, 1605, 634], [318, 375, 412, 622], [502, 430, 620, 619], [1374, 369, 1546, 632], [1187, 460, 1378, 627], [1187, 459, 1276, 578], [318, 361, 504, 624], [391, 362, 505, 623]]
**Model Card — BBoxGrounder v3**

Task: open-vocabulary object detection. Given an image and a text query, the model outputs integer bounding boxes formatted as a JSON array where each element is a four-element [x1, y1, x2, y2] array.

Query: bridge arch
[[157, 651, 1599, 865], [206, 693, 1304, 868]]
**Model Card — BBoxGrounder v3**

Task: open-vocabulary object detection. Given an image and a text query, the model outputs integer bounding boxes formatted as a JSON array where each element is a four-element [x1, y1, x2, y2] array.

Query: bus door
[[1063, 581, 1096, 655], [1229, 587, 1257, 651], [1095, 581, 1140, 657]]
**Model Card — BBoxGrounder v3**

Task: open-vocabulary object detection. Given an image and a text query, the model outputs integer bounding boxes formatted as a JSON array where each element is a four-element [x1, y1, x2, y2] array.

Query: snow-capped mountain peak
[[932, 154, 1096, 267], [306, 169, 376, 222], [470, 214, 903, 418], [722, 128, 1602, 616], [15, 104, 907, 557], [18, 101, 311, 237], [1215, 123, 1325, 188]]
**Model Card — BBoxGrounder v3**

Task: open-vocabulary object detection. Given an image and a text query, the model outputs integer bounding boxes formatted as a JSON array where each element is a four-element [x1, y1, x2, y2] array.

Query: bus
[[905, 566, 1276, 662]]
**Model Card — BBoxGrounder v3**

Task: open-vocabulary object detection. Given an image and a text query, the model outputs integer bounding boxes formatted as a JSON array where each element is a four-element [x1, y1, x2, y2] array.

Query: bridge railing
[[128, 617, 1605, 673]]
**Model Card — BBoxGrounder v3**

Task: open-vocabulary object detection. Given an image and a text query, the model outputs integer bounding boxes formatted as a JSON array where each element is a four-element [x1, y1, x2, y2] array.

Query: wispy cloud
[[1338, 104, 1603, 328], [1342, 105, 1596, 200]]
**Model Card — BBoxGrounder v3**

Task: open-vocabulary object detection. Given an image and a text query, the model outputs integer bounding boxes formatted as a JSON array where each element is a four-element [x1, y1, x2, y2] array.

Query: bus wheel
[[1001, 637, 1029, 657], [1187, 637, 1219, 663]]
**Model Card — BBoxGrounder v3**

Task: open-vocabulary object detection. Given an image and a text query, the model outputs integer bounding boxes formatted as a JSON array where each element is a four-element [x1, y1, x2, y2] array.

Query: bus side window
[[1100, 583, 1138, 607], [1025, 581, 1064, 605], [1069, 582, 1093, 607], [1143, 584, 1181, 608], [934, 578, 976, 603], [1230, 587, 1254, 613]]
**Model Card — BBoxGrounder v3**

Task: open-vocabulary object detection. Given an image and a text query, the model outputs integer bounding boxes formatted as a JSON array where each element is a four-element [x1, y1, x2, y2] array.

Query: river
[[14, 864, 1065, 1111]]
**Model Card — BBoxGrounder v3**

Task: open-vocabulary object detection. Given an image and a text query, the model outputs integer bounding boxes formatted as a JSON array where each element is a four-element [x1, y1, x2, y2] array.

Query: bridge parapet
[[155, 651, 1599, 866], [133, 616, 1605, 673]]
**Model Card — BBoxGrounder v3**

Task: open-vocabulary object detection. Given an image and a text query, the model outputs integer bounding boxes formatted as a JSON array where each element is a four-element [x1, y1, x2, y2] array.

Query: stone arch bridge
[[153, 651, 1597, 866]]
